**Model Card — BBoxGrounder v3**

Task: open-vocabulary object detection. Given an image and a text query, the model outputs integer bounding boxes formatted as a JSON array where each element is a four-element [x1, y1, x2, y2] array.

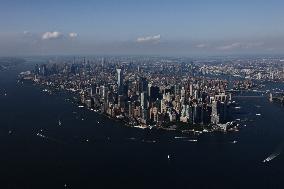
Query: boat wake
[[263, 152, 281, 163], [174, 136, 189, 139], [36, 133, 63, 144], [263, 142, 284, 163]]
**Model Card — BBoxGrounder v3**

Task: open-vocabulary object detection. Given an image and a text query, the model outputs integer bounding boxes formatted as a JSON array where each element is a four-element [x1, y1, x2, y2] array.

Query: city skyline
[[1, 1, 284, 188], [1, 0, 284, 56]]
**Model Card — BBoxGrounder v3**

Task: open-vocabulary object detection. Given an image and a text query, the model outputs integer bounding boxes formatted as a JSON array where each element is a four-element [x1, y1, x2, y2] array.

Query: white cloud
[[137, 34, 161, 43], [196, 44, 209, 48], [42, 31, 62, 40], [69, 32, 78, 38]]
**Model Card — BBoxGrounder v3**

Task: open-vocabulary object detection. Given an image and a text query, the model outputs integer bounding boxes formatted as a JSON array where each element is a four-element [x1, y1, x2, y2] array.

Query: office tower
[[194, 90, 198, 100], [149, 85, 160, 102], [140, 92, 147, 109], [100, 85, 107, 100], [211, 101, 220, 124], [148, 83, 152, 99], [117, 69, 122, 87], [139, 77, 148, 93], [40, 64, 47, 76], [34, 64, 40, 75], [118, 95, 125, 109], [181, 87, 185, 99], [219, 102, 228, 124], [127, 101, 132, 117], [174, 85, 180, 96], [86, 88, 93, 97], [189, 84, 193, 96]]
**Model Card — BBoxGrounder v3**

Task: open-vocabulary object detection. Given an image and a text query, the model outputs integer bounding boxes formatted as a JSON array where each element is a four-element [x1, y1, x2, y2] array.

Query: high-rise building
[[140, 92, 147, 109], [189, 84, 193, 96], [116, 69, 122, 87], [211, 101, 220, 124], [139, 77, 148, 93]]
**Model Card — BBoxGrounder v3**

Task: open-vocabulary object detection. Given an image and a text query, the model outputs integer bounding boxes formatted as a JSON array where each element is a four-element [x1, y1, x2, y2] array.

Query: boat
[[256, 113, 261, 116], [78, 105, 84, 108], [58, 120, 62, 126], [231, 140, 238, 144], [167, 155, 170, 160]]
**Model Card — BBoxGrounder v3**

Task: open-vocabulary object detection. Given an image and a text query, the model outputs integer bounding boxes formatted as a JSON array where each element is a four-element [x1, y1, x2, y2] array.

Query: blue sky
[[0, 0, 284, 55]]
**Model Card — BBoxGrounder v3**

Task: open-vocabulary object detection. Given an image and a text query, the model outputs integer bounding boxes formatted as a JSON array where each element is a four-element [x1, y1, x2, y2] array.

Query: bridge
[[233, 95, 266, 98], [226, 89, 284, 94], [226, 89, 267, 93], [226, 89, 284, 99]]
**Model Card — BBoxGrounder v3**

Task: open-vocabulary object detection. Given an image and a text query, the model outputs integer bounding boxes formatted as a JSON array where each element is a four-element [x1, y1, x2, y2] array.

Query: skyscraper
[[140, 92, 147, 109], [116, 69, 122, 87]]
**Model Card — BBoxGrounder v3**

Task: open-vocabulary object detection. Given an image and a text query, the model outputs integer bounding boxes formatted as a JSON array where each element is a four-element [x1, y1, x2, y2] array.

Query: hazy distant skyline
[[1, 0, 284, 56]]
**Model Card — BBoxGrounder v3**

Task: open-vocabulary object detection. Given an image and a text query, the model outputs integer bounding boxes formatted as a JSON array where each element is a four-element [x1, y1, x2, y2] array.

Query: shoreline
[[18, 77, 241, 136]]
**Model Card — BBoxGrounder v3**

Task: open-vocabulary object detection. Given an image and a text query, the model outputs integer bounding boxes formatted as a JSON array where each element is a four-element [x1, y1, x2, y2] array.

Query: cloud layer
[[217, 42, 264, 51], [137, 34, 161, 43], [0, 30, 282, 56], [41, 31, 78, 40]]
